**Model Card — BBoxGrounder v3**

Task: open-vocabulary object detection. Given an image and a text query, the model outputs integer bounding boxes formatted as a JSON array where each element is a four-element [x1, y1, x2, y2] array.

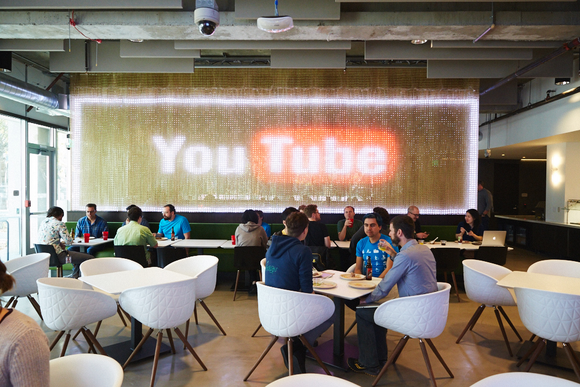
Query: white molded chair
[[244, 282, 334, 381], [251, 258, 268, 338], [164, 255, 226, 336], [528, 259, 580, 278], [37, 277, 117, 357], [515, 287, 580, 381], [267, 373, 362, 386], [456, 259, 523, 357], [119, 278, 207, 387], [470, 372, 580, 387], [372, 282, 454, 387], [50, 353, 124, 387], [80, 257, 143, 329], [2, 252, 50, 319]]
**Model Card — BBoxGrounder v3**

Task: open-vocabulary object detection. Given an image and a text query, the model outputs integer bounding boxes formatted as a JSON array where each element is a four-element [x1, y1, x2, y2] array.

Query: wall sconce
[[551, 154, 563, 185], [555, 78, 571, 86]]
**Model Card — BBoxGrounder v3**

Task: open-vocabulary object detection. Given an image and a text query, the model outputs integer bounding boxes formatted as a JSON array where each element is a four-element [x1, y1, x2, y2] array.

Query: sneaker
[[280, 343, 305, 374], [347, 358, 380, 376]]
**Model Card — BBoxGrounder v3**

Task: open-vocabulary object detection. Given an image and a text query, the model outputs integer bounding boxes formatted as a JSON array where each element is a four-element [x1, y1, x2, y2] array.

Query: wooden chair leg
[[456, 305, 485, 344], [299, 336, 331, 375], [373, 335, 409, 387], [123, 328, 154, 369], [194, 302, 199, 325], [84, 328, 107, 355], [93, 320, 102, 338], [166, 329, 176, 354], [517, 337, 541, 367], [344, 319, 357, 336], [233, 270, 241, 301], [251, 323, 262, 337], [425, 338, 454, 378], [80, 327, 97, 354], [150, 331, 163, 387], [117, 305, 127, 327], [4, 296, 16, 308], [287, 338, 293, 376], [174, 327, 207, 370], [564, 343, 580, 382], [497, 305, 523, 341], [49, 331, 65, 351], [493, 306, 513, 357], [244, 335, 279, 381], [183, 318, 190, 350], [27, 295, 43, 320], [72, 328, 83, 340], [60, 332, 71, 357], [419, 339, 438, 387], [451, 272, 461, 302], [199, 300, 227, 336], [391, 335, 410, 364], [524, 338, 546, 372]]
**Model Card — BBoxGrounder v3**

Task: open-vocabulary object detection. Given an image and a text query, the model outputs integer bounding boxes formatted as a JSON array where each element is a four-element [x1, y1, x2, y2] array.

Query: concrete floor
[[10, 247, 580, 387]]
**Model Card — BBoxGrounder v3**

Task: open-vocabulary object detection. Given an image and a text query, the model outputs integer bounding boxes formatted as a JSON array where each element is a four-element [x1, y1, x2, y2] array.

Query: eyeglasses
[[409, 213, 419, 217]]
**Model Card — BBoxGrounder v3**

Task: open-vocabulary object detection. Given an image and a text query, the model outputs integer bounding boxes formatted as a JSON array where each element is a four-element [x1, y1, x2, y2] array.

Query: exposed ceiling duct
[[0, 72, 69, 117]]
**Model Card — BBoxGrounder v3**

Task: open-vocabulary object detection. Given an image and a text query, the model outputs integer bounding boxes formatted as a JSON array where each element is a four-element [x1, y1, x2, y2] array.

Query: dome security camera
[[194, 7, 220, 36]]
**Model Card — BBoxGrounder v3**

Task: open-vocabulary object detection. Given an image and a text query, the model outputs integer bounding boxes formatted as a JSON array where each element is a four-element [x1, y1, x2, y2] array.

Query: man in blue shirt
[[355, 213, 398, 278], [156, 204, 191, 240], [348, 215, 437, 376], [70, 203, 109, 256]]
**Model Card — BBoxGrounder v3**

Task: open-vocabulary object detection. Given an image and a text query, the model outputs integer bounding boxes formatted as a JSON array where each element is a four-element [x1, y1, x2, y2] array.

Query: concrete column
[[546, 142, 580, 223]]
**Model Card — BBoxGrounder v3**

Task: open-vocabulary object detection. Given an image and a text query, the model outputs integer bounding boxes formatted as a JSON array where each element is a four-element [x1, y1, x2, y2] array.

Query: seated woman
[[0, 261, 50, 387], [456, 209, 484, 242], [235, 209, 268, 248]]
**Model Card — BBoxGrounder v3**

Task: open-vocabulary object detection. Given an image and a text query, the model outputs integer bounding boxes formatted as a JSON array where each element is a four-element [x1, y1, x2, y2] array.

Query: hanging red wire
[[69, 10, 102, 44]]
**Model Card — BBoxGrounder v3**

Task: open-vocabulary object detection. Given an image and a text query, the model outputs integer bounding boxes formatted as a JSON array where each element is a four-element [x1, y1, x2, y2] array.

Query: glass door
[[27, 146, 55, 254]]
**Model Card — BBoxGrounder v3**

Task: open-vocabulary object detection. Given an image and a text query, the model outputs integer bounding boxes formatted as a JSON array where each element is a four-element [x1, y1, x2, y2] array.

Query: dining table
[[333, 241, 350, 249], [497, 270, 580, 369], [425, 241, 514, 251], [80, 267, 192, 364], [71, 237, 113, 253], [310, 269, 383, 370], [172, 239, 228, 254]]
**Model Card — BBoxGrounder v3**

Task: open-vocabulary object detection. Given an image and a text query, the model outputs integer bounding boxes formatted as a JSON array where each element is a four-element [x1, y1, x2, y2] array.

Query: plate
[[348, 281, 376, 290], [156, 237, 168, 241], [313, 281, 337, 289], [312, 272, 322, 278], [340, 273, 365, 281]]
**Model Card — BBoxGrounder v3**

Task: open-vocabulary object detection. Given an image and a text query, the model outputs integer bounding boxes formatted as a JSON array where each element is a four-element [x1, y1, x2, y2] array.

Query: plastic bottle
[[365, 256, 372, 280]]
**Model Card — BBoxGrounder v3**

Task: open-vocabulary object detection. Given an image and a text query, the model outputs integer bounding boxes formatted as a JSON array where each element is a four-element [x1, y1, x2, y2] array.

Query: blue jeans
[[356, 307, 388, 368], [303, 314, 334, 346]]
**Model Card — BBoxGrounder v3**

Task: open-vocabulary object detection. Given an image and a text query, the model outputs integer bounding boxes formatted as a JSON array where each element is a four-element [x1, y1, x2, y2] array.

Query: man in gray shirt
[[348, 215, 437, 376], [478, 180, 493, 230]]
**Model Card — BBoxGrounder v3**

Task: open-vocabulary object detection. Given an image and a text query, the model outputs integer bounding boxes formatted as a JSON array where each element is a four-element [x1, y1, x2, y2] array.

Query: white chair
[[456, 259, 523, 357], [470, 372, 580, 387], [528, 259, 580, 278], [244, 282, 333, 381], [164, 255, 226, 336], [2, 252, 50, 319], [267, 373, 362, 386], [80, 257, 143, 329], [37, 277, 117, 357], [119, 278, 207, 387], [50, 353, 124, 387], [250, 258, 267, 338], [514, 287, 580, 381], [371, 283, 454, 387]]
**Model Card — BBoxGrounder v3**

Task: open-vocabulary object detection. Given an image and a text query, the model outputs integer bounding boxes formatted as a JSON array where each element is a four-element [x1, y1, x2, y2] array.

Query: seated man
[[355, 213, 398, 279], [156, 204, 191, 240], [235, 209, 268, 248], [38, 206, 94, 278], [348, 215, 437, 376], [271, 207, 298, 238], [69, 203, 109, 256], [255, 210, 271, 238], [123, 204, 150, 229], [114, 206, 158, 265], [337, 205, 363, 241], [407, 206, 429, 240], [265, 211, 333, 374]]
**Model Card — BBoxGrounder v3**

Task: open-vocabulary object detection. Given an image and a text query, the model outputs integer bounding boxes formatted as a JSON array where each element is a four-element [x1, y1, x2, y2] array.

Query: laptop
[[482, 231, 507, 246]]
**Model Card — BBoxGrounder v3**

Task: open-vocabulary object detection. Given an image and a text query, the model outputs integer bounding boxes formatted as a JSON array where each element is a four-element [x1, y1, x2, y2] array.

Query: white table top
[[333, 241, 350, 249], [497, 271, 580, 296], [425, 241, 513, 251], [172, 239, 228, 248], [81, 267, 192, 295], [220, 240, 236, 249], [154, 239, 181, 247], [313, 270, 382, 300], [71, 238, 113, 247]]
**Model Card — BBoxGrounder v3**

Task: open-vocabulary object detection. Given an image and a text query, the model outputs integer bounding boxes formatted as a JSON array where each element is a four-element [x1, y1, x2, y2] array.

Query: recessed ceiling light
[[522, 156, 526, 159], [411, 39, 428, 45], [129, 39, 144, 43], [502, 154, 505, 157]]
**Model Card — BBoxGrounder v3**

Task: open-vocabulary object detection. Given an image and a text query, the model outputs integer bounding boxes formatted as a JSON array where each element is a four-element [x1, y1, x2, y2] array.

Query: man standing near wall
[[478, 181, 493, 230]]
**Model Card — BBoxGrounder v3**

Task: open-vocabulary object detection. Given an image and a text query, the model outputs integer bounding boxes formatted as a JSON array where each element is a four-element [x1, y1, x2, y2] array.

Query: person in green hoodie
[[265, 211, 333, 374]]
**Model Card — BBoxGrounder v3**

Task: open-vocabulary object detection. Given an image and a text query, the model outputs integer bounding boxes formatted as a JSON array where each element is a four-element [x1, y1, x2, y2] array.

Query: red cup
[[348, 218, 354, 228], [231, 235, 236, 245], [102, 231, 109, 241], [84, 233, 90, 243]]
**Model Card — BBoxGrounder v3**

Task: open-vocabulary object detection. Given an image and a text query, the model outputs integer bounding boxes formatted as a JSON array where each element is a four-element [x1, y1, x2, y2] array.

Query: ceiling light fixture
[[411, 40, 428, 45], [129, 39, 144, 43], [555, 78, 571, 86], [257, 0, 293, 33]]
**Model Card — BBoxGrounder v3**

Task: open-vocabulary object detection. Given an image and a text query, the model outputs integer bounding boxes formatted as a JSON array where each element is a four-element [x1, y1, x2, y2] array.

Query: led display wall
[[71, 70, 478, 214]]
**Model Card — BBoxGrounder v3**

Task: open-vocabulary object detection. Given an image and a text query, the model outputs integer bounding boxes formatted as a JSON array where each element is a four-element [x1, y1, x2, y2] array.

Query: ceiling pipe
[[480, 37, 580, 97], [0, 72, 60, 110]]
